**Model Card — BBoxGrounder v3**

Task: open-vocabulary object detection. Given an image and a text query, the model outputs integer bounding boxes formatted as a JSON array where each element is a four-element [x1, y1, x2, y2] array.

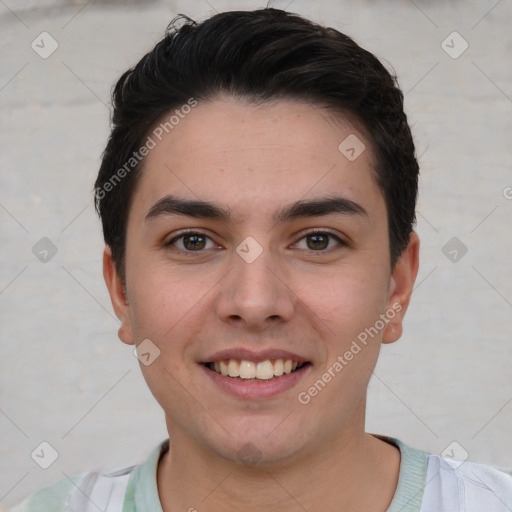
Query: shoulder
[[9, 440, 168, 512], [422, 453, 512, 511], [9, 467, 135, 512], [9, 472, 89, 512], [382, 436, 512, 511]]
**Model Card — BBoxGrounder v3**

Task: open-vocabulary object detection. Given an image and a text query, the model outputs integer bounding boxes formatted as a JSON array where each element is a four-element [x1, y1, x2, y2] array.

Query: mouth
[[203, 359, 311, 382]]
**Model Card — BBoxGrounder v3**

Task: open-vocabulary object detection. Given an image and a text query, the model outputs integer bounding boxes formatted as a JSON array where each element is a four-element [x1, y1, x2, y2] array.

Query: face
[[104, 97, 419, 465]]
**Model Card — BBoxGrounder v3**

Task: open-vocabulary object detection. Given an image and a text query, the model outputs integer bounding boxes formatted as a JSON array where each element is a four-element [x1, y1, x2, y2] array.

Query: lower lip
[[201, 364, 311, 400]]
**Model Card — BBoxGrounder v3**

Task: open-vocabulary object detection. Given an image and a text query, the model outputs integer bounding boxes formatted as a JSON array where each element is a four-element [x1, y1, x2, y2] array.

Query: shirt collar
[[124, 436, 428, 512]]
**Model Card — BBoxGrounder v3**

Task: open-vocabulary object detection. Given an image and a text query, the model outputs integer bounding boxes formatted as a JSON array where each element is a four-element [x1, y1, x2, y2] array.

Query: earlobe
[[103, 247, 135, 345], [382, 231, 420, 344]]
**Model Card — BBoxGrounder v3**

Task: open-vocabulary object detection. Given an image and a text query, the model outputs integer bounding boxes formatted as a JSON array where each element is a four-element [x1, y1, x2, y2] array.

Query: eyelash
[[165, 228, 346, 254]]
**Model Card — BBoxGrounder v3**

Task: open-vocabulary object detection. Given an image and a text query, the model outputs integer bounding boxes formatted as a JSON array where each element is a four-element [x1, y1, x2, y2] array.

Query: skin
[[103, 97, 420, 511]]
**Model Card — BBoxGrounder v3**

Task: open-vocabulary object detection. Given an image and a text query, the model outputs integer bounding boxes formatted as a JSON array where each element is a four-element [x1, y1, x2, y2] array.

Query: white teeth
[[219, 360, 229, 376], [209, 358, 303, 379], [228, 359, 240, 377], [239, 360, 256, 379], [256, 360, 274, 380]]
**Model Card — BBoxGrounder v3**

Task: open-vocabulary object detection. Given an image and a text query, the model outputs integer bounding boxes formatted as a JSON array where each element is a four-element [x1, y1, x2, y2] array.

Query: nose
[[215, 240, 296, 332]]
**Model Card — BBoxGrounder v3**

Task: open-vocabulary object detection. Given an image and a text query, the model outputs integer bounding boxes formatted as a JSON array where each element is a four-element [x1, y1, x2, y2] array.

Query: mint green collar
[[378, 435, 429, 512], [122, 440, 168, 512], [123, 436, 428, 512]]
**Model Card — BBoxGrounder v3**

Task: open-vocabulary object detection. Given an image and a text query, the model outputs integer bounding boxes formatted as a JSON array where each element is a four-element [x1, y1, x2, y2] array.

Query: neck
[[156, 425, 400, 512]]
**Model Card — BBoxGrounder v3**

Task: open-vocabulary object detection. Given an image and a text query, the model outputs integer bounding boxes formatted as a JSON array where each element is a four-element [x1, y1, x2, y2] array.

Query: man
[[12, 7, 511, 512]]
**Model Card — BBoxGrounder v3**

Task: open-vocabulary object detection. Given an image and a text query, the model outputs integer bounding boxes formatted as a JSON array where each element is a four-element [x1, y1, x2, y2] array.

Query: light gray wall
[[1, 0, 511, 508]]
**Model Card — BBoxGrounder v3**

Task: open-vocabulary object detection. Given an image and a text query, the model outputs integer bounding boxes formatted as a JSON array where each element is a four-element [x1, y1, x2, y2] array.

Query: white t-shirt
[[10, 436, 512, 511]]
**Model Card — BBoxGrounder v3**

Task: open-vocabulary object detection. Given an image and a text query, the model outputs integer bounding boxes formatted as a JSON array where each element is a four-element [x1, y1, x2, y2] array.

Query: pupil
[[308, 234, 328, 250], [184, 235, 205, 250]]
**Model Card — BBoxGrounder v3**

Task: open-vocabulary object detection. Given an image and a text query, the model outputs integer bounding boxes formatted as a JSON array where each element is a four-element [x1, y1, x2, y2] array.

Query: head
[[98, 8, 420, 465]]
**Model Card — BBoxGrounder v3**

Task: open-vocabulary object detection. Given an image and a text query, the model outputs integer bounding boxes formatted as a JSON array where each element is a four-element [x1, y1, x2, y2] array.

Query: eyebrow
[[145, 195, 368, 224]]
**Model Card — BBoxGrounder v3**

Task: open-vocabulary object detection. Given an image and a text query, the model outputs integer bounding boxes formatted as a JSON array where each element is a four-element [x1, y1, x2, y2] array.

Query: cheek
[[129, 272, 202, 400], [127, 260, 206, 337], [299, 271, 387, 408], [296, 264, 389, 339]]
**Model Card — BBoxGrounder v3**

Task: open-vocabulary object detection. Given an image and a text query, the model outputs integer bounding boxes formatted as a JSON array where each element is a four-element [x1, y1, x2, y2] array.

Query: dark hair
[[94, 7, 418, 281]]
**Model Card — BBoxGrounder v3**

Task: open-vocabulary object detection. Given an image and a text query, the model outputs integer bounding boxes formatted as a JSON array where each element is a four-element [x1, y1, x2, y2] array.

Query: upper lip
[[200, 348, 309, 364]]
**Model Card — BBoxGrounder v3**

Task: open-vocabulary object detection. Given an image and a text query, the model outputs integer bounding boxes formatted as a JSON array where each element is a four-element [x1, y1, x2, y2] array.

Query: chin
[[204, 423, 311, 468]]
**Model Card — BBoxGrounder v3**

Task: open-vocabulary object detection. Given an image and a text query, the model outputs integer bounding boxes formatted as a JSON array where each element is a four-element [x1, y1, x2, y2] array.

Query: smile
[[204, 359, 309, 381]]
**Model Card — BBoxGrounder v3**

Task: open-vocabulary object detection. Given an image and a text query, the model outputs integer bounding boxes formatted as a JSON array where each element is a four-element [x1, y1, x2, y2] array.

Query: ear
[[103, 246, 134, 345], [381, 231, 420, 344]]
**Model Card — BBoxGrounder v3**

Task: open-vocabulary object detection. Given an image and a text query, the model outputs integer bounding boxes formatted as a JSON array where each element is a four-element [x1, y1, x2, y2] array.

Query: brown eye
[[182, 234, 206, 250], [166, 231, 217, 252], [294, 230, 344, 252], [306, 233, 330, 250]]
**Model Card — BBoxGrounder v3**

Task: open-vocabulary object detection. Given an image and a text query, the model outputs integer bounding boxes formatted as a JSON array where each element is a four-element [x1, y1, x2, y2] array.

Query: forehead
[[131, 98, 384, 223]]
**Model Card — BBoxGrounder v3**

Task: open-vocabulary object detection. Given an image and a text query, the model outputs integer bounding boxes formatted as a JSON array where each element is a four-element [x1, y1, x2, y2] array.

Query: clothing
[[10, 436, 512, 511]]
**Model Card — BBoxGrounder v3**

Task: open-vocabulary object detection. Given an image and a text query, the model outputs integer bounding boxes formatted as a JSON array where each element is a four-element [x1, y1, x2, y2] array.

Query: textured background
[[1, 0, 511, 508]]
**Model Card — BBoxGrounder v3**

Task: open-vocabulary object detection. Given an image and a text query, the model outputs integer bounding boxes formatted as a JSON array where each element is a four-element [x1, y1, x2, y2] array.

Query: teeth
[[219, 360, 229, 376], [228, 359, 240, 377], [239, 360, 256, 379], [256, 360, 274, 380], [209, 359, 303, 379]]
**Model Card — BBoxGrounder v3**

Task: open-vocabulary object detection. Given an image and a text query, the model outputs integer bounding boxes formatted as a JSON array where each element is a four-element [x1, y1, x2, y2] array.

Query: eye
[[294, 230, 345, 251], [166, 231, 218, 252], [165, 229, 346, 253]]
